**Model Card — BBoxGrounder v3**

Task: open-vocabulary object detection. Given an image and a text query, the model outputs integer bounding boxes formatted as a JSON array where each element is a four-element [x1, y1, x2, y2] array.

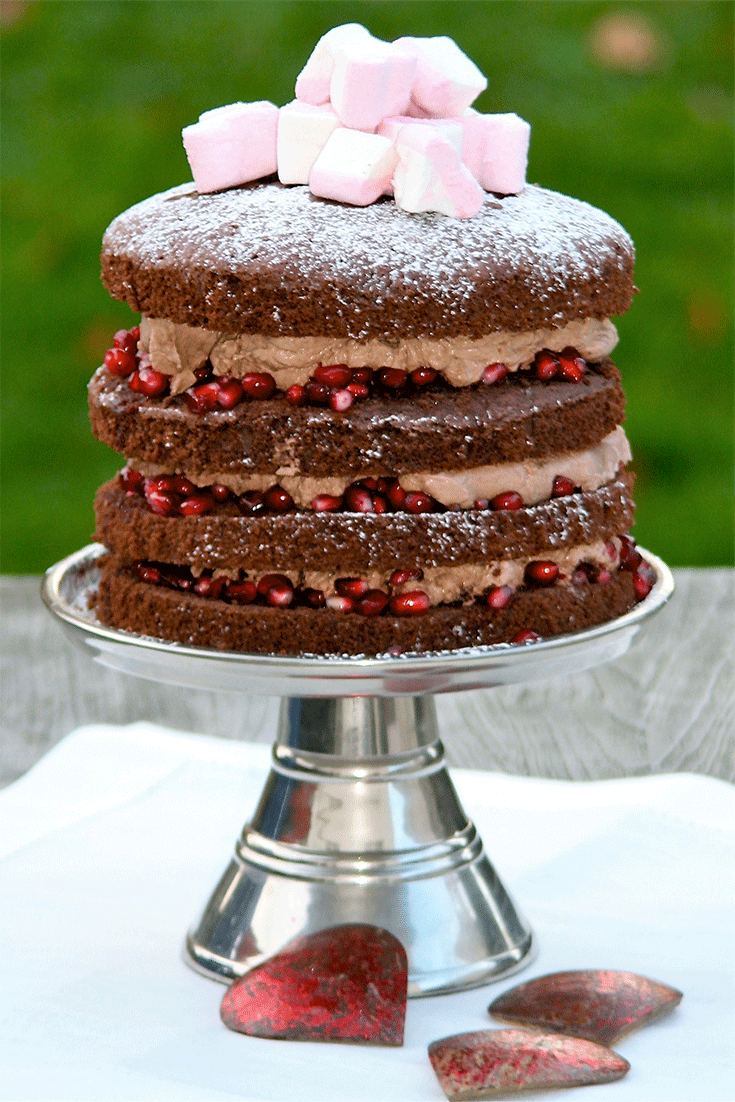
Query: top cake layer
[[101, 182, 635, 341]]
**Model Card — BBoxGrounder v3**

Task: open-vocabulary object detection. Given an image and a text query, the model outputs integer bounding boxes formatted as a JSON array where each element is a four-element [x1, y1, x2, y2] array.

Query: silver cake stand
[[43, 544, 673, 997]]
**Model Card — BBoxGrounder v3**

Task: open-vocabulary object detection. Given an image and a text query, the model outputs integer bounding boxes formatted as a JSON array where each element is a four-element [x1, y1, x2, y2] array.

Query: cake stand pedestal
[[43, 546, 673, 997]]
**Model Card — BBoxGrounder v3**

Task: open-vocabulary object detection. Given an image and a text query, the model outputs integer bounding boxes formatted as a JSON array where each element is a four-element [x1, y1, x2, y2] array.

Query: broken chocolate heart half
[[220, 923, 407, 1045], [489, 969, 683, 1045], [429, 1027, 629, 1100]]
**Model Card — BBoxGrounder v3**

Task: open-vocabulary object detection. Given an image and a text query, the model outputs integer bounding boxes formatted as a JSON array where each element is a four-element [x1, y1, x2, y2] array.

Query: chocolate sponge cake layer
[[89, 361, 626, 478], [95, 562, 638, 657], [100, 183, 635, 341], [95, 472, 635, 576]]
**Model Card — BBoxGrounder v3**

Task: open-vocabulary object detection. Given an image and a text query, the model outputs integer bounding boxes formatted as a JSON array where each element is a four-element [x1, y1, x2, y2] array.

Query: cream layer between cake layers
[[139, 316, 619, 394], [129, 427, 631, 509]]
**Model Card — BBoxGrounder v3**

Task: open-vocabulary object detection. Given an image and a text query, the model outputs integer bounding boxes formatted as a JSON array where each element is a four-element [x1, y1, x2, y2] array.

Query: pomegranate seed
[[525, 561, 559, 587], [597, 567, 612, 584], [145, 490, 176, 516], [345, 486, 374, 513], [227, 580, 257, 604], [389, 568, 424, 589], [265, 581, 294, 608], [474, 498, 490, 510], [216, 379, 245, 408], [144, 475, 175, 494], [373, 478, 390, 493], [241, 372, 276, 399], [481, 362, 509, 385], [263, 485, 294, 513], [362, 477, 379, 491], [128, 369, 143, 392], [135, 563, 161, 585], [172, 475, 195, 495], [491, 491, 523, 510], [404, 491, 434, 514], [356, 589, 389, 616], [336, 577, 369, 598], [285, 384, 305, 406], [633, 560, 656, 600], [304, 380, 329, 404], [619, 535, 642, 571], [512, 629, 542, 643], [113, 328, 138, 357], [193, 364, 213, 382], [256, 573, 293, 598], [534, 351, 559, 380], [372, 492, 388, 513], [558, 346, 587, 381], [326, 594, 354, 613], [314, 364, 352, 388], [329, 388, 354, 412], [389, 590, 430, 616], [119, 468, 144, 494], [386, 482, 406, 510], [311, 494, 342, 512], [237, 491, 265, 515], [346, 383, 370, 399], [211, 483, 231, 502], [551, 476, 576, 497], [410, 367, 438, 387], [351, 368, 373, 385], [179, 493, 213, 516], [486, 585, 514, 609], [301, 587, 326, 609], [194, 575, 226, 599], [135, 367, 169, 397], [105, 347, 136, 377], [376, 367, 408, 390], [186, 382, 221, 412]]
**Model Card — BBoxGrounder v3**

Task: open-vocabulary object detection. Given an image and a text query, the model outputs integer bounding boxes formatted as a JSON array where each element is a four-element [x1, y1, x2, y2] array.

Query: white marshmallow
[[277, 101, 341, 185], [394, 35, 487, 117], [378, 115, 463, 154], [309, 128, 398, 206], [393, 123, 483, 219], [480, 112, 530, 194], [330, 40, 416, 131], [294, 23, 372, 106], [182, 101, 278, 194]]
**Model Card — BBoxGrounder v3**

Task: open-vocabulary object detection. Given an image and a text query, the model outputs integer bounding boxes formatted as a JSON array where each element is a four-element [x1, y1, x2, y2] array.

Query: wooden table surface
[[2, 569, 733, 788]]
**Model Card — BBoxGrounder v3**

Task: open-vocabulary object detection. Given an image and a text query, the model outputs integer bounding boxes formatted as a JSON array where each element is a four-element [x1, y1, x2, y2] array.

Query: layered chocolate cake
[[90, 180, 654, 657]]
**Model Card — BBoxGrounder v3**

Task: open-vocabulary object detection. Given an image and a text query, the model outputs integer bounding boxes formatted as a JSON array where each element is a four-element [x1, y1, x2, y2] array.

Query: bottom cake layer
[[94, 560, 640, 657]]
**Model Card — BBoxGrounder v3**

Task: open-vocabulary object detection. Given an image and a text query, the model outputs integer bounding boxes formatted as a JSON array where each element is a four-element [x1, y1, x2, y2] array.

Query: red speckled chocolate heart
[[489, 969, 683, 1045], [428, 1028, 629, 1099], [220, 923, 407, 1045]]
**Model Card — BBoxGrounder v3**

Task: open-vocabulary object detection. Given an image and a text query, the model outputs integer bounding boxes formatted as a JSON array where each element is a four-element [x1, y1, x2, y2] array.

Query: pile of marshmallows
[[182, 25, 530, 220]]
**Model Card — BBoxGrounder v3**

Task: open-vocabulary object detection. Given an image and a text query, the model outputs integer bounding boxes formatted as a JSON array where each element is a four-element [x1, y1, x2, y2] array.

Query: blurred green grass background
[[2, 0, 733, 573]]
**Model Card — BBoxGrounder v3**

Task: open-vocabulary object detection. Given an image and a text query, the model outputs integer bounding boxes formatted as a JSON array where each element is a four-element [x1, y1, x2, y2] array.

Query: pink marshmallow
[[378, 115, 463, 153], [393, 124, 483, 219], [457, 108, 487, 181], [277, 101, 341, 185], [182, 101, 278, 194], [309, 129, 398, 206], [479, 113, 530, 194], [330, 41, 416, 131], [295, 23, 372, 106], [394, 35, 487, 117]]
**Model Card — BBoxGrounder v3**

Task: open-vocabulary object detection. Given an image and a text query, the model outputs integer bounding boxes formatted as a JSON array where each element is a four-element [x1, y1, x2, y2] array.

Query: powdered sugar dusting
[[102, 182, 634, 339]]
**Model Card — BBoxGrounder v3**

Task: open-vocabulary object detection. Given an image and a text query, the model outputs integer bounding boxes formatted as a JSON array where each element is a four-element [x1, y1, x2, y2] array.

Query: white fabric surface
[[0, 722, 733, 1102]]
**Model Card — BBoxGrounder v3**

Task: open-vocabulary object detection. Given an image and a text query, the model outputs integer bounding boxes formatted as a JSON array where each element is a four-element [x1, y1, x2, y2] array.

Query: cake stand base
[[185, 696, 533, 996], [42, 546, 673, 998]]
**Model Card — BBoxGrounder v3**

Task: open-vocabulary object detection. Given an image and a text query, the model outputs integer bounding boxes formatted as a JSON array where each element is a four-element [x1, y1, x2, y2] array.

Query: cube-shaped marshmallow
[[378, 116, 463, 155], [457, 107, 487, 181], [394, 124, 483, 219], [480, 113, 530, 194], [277, 101, 341, 185], [309, 128, 398, 206], [182, 101, 278, 194], [295, 23, 372, 106], [330, 41, 416, 131], [394, 35, 487, 117]]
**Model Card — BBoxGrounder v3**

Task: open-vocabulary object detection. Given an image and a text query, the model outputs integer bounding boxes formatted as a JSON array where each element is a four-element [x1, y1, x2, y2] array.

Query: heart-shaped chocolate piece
[[489, 969, 683, 1045], [428, 1027, 629, 1099], [221, 923, 407, 1045]]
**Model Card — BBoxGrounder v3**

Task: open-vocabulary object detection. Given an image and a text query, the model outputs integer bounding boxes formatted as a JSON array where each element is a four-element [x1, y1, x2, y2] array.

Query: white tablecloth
[[0, 723, 733, 1101]]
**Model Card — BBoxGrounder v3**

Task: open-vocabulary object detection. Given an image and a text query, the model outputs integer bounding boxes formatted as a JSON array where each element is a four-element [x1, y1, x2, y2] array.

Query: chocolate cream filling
[[138, 315, 619, 395]]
